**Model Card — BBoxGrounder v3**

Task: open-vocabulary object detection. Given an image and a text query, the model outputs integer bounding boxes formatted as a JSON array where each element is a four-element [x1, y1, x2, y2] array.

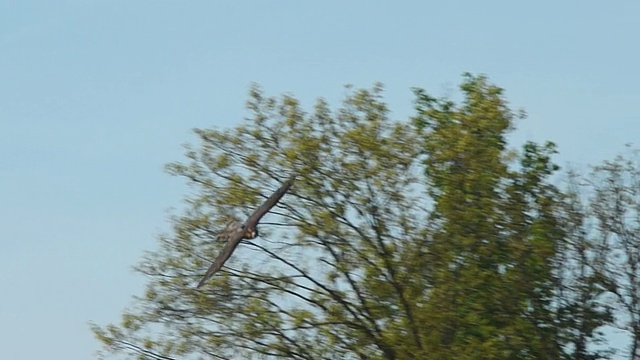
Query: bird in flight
[[197, 176, 296, 288]]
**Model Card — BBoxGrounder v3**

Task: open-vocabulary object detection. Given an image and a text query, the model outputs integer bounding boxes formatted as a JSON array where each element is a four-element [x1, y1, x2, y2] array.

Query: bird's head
[[244, 226, 259, 239]]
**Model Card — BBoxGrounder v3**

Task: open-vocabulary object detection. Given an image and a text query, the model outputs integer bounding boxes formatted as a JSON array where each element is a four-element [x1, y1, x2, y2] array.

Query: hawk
[[196, 176, 296, 288]]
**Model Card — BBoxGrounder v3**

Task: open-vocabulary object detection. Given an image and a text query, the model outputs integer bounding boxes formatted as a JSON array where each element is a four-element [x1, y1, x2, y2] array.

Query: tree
[[412, 75, 567, 359], [92, 82, 427, 359], [589, 148, 640, 359], [91, 76, 613, 359], [555, 171, 614, 360]]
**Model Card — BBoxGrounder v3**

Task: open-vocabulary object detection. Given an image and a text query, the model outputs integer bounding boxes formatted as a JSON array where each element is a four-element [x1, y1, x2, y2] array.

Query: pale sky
[[1, 1, 638, 359]]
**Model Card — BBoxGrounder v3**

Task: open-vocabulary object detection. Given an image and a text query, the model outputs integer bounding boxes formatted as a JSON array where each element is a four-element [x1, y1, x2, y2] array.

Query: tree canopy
[[92, 75, 634, 359]]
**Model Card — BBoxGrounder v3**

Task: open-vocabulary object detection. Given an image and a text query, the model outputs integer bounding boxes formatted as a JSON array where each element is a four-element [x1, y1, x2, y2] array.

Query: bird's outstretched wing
[[196, 227, 244, 288], [196, 176, 296, 288], [243, 175, 296, 233]]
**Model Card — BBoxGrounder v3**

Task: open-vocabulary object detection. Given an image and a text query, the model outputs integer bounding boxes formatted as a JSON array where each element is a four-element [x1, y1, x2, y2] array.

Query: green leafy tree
[[92, 83, 427, 359], [412, 75, 566, 359], [91, 76, 614, 359]]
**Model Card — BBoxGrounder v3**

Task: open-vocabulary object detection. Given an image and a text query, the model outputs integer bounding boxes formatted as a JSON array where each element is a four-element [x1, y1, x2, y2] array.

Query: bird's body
[[196, 176, 295, 288], [216, 220, 249, 241]]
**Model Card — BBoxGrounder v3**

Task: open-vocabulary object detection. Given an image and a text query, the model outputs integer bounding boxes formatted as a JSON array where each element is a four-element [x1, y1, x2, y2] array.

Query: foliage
[[413, 74, 565, 359], [91, 76, 617, 360]]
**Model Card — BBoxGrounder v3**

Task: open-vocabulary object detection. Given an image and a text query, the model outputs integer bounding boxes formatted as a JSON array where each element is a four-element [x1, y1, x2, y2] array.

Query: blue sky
[[1, 1, 638, 358]]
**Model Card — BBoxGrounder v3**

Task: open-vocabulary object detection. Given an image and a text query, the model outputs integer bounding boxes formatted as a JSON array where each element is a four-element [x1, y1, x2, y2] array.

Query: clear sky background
[[1, 1, 638, 359]]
